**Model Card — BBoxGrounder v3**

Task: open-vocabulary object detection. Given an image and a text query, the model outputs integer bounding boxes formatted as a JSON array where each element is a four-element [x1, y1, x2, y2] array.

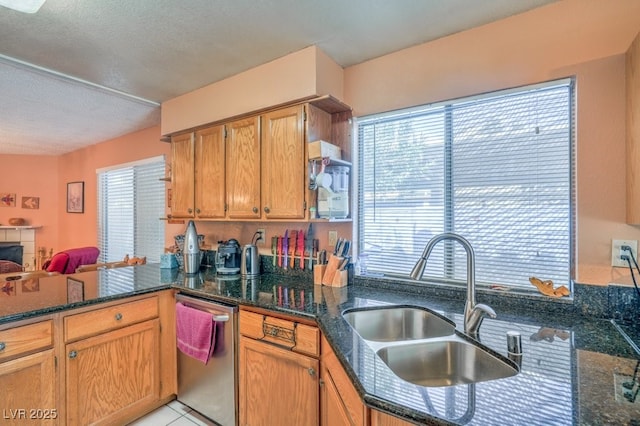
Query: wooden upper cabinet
[[226, 116, 261, 219], [195, 125, 226, 219], [627, 31, 640, 224], [261, 105, 306, 219], [170, 133, 195, 218]]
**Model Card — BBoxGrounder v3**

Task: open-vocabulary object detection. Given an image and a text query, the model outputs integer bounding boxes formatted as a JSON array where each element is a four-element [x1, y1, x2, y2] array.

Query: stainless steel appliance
[[176, 294, 238, 425], [215, 239, 241, 275], [182, 220, 201, 274], [240, 244, 260, 277]]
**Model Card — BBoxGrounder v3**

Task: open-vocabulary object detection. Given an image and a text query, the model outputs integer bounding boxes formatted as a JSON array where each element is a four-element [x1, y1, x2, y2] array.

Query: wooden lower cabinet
[[0, 349, 57, 425], [370, 409, 416, 426], [239, 335, 319, 426], [65, 318, 161, 425], [320, 336, 366, 426]]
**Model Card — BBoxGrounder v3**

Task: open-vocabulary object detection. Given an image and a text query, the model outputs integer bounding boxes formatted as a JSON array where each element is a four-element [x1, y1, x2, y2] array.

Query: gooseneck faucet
[[410, 233, 496, 336]]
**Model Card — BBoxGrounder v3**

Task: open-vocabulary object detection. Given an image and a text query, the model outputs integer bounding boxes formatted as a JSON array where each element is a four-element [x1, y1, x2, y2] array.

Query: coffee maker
[[215, 239, 241, 275]]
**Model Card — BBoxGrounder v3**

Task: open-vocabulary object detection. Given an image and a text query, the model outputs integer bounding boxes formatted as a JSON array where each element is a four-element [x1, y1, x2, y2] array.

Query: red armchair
[[43, 247, 100, 274]]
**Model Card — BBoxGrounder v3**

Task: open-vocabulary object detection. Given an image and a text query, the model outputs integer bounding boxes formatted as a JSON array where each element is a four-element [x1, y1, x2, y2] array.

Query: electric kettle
[[241, 244, 260, 277]]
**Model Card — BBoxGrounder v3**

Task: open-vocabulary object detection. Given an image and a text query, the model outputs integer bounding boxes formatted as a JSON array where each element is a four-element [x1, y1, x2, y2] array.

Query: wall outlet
[[256, 229, 266, 246], [328, 231, 338, 247], [611, 239, 638, 268]]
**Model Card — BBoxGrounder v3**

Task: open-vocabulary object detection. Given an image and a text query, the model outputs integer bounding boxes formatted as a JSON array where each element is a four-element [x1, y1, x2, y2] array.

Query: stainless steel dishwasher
[[176, 294, 238, 426]]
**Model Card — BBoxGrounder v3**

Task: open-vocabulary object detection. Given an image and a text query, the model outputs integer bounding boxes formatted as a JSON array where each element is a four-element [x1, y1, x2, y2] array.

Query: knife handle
[[277, 237, 282, 268], [272, 237, 278, 266]]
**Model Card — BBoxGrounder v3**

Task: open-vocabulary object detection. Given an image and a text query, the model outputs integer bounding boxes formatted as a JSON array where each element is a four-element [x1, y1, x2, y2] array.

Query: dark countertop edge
[[0, 285, 172, 326]]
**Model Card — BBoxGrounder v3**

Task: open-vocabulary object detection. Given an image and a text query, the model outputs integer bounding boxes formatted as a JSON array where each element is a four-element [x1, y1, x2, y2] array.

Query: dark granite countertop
[[3, 264, 640, 425], [0, 263, 171, 325]]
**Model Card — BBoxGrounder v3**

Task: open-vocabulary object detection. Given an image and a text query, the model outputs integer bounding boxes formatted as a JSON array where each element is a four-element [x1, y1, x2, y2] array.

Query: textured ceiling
[[0, 0, 556, 156]]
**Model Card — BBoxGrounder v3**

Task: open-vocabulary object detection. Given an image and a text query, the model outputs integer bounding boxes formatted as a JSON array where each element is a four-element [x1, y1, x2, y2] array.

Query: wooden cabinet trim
[[64, 296, 159, 343], [321, 335, 366, 426], [239, 309, 319, 357], [0, 320, 53, 363]]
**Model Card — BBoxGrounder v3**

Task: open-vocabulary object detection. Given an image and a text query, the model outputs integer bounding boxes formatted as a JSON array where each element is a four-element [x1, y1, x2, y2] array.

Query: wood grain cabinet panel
[[320, 336, 366, 426], [0, 320, 53, 363], [370, 410, 417, 426], [64, 296, 158, 342], [239, 308, 320, 426], [170, 132, 196, 218], [226, 116, 261, 219], [627, 31, 640, 224], [261, 105, 306, 219], [65, 319, 160, 426], [195, 125, 226, 218], [239, 336, 319, 426], [0, 349, 56, 425]]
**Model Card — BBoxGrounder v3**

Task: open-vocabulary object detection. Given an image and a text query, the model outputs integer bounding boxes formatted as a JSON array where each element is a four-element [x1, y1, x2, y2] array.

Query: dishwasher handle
[[176, 294, 235, 322]]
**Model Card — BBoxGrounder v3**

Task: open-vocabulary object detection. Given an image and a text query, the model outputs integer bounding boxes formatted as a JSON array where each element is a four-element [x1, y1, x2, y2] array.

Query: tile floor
[[127, 400, 217, 426]]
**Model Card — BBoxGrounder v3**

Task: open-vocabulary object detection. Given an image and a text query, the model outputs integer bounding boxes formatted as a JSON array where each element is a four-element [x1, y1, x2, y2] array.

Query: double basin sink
[[342, 305, 518, 387]]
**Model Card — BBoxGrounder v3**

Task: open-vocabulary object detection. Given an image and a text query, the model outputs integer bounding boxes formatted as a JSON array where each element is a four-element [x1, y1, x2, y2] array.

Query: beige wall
[[0, 155, 59, 255], [0, 125, 170, 254], [343, 0, 640, 286]]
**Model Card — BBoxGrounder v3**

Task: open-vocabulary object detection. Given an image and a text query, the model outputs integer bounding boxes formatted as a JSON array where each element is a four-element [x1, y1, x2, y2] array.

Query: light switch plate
[[328, 231, 338, 247], [611, 239, 638, 268]]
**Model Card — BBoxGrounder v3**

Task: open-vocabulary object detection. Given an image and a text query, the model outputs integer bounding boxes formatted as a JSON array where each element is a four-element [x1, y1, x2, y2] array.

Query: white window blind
[[97, 157, 165, 263], [357, 79, 574, 290]]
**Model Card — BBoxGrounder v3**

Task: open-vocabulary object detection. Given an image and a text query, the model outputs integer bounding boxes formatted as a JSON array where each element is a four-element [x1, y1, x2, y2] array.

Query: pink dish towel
[[176, 302, 217, 364]]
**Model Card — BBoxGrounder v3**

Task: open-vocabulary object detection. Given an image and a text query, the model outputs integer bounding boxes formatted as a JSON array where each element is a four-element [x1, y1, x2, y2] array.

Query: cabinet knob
[[68, 350, 78, 359], [115, 313, 123, 321], [308, 367, 316, 377], [196, 208, 201, 214], [0, 342, 5, 352], [252, 207, 258, 214], [188, 208, 193, 214], [264, 207, 270, 214]]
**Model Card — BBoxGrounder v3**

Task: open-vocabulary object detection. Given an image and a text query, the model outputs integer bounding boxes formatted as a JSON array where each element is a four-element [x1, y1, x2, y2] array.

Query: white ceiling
[[0, 0, 556, 156]]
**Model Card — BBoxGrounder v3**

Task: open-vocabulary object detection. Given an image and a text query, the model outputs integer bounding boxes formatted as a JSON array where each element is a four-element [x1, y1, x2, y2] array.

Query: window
[[357, 79, 574, 290], [97, 156, 166, 263]]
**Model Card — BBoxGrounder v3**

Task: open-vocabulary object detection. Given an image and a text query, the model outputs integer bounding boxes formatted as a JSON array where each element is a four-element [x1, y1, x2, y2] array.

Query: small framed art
[[67, 181, 84, 213]]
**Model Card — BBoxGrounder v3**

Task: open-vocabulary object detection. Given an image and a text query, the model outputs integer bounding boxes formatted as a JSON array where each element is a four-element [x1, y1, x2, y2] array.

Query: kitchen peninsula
[[1, 264, 640, 425]]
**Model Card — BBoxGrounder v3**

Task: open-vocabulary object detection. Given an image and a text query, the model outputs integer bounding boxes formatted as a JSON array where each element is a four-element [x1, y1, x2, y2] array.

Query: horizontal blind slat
[[357, 79, 574, 289]]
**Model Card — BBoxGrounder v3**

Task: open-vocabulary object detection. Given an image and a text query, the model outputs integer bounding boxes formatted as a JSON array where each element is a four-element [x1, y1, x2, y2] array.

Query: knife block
[[314, 265, 326, 285], [320, 255, 349, 287]]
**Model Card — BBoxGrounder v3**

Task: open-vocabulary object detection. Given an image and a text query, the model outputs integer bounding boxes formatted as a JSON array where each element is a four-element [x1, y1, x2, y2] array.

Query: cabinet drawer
[[65, 296, 159, 342], [240, 310, 319, 357], [0, 320, 53, 362]]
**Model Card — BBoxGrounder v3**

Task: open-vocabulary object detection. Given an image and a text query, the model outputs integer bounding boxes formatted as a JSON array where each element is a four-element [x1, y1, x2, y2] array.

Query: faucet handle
[[474, 303, 496, 318], [465, 303, 496, 335]]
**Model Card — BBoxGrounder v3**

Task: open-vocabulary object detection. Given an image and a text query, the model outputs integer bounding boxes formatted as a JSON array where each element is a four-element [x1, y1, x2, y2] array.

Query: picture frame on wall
[[67, 277, 84, 303], [67, 181, 84, 213]]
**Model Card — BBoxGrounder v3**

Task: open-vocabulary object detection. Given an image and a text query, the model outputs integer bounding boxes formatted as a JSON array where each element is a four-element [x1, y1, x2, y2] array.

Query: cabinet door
[[239, 336, 319, 426], [65, 319, 160, 426], [171, 133, 195, 218], [370, 410, 416, 426], [226, 117, 261, 219], [321, 336, 365, 426], [321, 365, 354, 426], [261, 105, 306, 219], [0, 349, 56, 425], [195, 125, 226, 218]]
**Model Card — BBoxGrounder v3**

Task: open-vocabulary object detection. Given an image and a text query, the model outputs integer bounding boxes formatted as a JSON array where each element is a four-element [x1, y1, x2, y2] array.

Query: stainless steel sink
[[342, 305, 456, 342], [376, 337, 518, 387]]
